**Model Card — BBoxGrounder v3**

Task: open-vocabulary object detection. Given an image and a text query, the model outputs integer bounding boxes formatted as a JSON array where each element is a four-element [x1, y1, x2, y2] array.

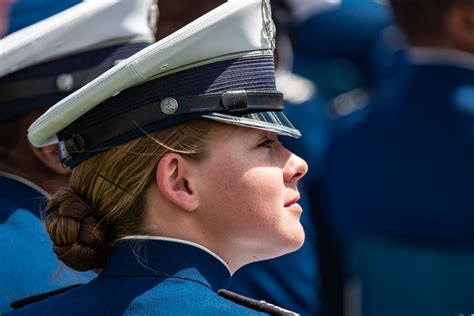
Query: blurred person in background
[[154, 0, 225, 40], [323, 0, 474, 315], [0, 0, 156, 311], [293, 0, 392, 101]]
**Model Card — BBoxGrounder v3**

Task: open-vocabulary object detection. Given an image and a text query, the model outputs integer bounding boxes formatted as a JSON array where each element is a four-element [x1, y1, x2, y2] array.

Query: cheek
[[238, 169, 284, 214], [207, 164, 285, 229], [197, 155, 304, 255]]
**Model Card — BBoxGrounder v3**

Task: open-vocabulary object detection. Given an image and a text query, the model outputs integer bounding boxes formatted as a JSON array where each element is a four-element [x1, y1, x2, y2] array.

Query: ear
[[155, 153, 199, 211], [445, 4, 474, 50], [28, 143, 70, 175]]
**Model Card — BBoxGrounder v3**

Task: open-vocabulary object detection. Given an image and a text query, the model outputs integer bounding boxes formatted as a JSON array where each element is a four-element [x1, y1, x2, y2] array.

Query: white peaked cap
[[0, 0, 156, 77], [28, 0, 282, 148]]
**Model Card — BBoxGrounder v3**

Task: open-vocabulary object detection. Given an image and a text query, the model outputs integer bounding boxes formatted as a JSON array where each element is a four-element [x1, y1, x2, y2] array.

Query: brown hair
[[44, 119, 218, 271]]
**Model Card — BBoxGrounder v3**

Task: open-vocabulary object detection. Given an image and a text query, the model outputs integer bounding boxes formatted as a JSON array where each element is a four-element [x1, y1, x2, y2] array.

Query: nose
[[283, 152, 308, 183]]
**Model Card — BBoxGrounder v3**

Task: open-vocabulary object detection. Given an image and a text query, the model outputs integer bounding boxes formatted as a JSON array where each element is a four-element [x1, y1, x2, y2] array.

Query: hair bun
[[44, 187, 108, 271]]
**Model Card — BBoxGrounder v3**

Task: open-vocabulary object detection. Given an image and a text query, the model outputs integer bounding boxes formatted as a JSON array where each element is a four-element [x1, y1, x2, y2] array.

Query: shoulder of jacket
[[10, 284, 82, 310], [217, 289, 300, 316]]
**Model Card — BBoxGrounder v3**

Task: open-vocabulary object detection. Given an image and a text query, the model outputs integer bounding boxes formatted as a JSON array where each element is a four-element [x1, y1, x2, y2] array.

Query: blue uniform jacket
[[0, 174, 95, 312], [6, 238, 274, 315], [324, 56, 474, 245]]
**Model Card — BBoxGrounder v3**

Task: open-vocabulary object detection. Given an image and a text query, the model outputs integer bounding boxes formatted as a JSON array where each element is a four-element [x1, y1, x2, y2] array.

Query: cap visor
[[202, 111, 301, 138]]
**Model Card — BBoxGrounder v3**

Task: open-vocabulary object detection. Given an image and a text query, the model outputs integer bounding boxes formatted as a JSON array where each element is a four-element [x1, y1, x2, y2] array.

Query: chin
[[265, 224, 306, 260], [285, 224, 306, 252]]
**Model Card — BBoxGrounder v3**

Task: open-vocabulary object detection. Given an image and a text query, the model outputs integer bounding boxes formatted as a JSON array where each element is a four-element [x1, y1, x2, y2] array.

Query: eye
[[258, 138, 275, 148]]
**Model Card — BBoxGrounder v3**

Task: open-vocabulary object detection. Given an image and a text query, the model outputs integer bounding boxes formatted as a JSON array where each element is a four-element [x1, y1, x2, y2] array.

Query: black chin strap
[[57, 90, 283, 166], [0, 65, 114, 102]]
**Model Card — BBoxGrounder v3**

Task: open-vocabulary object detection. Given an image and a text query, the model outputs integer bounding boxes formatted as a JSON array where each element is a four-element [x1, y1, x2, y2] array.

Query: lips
[[284, 194, 300, 208]]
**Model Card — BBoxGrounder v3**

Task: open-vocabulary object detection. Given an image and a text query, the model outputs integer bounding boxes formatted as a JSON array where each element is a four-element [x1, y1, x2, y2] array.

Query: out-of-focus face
[[191, 124, 308, 265], [0, 0, 14, 38], [156, 0, 225, 39]]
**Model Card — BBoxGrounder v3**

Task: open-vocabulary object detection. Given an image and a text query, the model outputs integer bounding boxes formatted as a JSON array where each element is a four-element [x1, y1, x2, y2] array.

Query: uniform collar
[[408, 47, 474, 71], [102, 237, 232, 291], [0, 172, 48, 217]]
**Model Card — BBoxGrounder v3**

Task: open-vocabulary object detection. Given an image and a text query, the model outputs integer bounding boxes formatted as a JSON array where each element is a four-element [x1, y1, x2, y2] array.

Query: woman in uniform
[[6, 1, 308, 315]]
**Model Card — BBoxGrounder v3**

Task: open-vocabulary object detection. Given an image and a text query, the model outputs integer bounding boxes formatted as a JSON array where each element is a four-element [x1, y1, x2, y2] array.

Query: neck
[[119, 235, 233, 274], [144, 190, 292, 274], [143, 218, 287, 274]]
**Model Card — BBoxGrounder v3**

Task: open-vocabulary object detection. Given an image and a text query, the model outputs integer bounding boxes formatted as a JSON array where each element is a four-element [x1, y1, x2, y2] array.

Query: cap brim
[[202, 111, 301, 138]]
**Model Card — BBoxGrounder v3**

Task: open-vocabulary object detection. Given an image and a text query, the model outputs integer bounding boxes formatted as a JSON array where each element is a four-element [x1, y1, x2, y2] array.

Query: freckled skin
[[191, 125, 308, 265]]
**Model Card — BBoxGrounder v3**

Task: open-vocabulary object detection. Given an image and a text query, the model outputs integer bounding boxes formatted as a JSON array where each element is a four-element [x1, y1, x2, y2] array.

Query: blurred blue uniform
[[323, 50, 474, 316], [293, 0, 392, 100], [264, 3, 399, 316], [231, 191, 319, 315], [6, 239, 270, 315], [0, 174, 95, 312], [325, 53, 474, 246], [7, 0, 80, 34]]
